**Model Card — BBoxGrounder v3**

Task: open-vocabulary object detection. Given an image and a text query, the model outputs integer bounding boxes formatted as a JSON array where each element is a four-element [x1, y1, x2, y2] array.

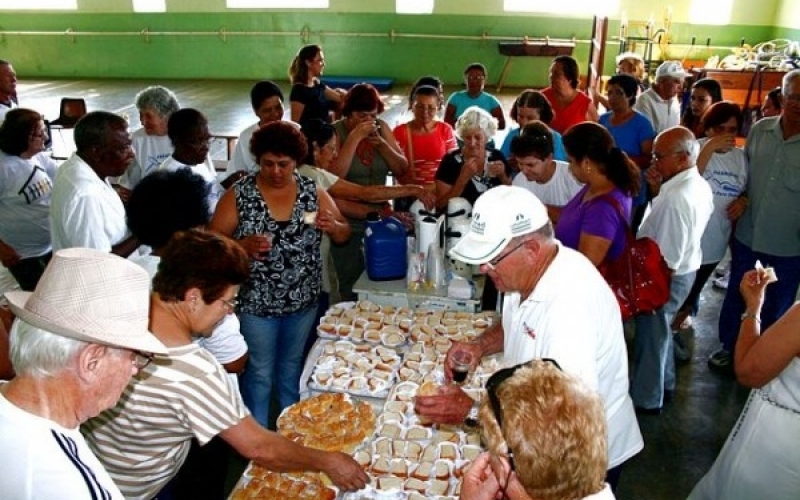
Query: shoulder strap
[[405, 124, 415, 166], [598, 193, 635, 241]]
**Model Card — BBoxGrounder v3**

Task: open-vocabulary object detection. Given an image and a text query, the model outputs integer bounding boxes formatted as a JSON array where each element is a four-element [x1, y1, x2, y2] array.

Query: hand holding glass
[[451, 350, 474, 384]]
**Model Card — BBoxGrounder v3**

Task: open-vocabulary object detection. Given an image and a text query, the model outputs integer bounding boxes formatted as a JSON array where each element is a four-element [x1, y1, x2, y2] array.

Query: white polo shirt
[[634, 88, 681, 134], [638, 167, 714, 275], [501, 244, 643, 469], [51, 153, 129, 252]]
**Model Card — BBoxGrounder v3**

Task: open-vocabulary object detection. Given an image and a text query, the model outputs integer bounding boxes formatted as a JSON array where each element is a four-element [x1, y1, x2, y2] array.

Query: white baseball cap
[[655, 60, 689, 80], [449, 186, 549, 265]]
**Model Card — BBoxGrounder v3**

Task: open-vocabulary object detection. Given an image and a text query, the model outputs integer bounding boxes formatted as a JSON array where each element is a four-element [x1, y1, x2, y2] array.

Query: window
[[503, 0, 619, 16], [133, 0, 165, 12], [0, 0, 77, 9], [227, 0, 329, 7], [396, 0, 433, 14], [689, 0, 732, 25]]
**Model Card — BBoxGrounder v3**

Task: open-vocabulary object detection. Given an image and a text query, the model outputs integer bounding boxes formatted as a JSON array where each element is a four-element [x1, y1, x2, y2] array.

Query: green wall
[[0, 1, 793, 87]]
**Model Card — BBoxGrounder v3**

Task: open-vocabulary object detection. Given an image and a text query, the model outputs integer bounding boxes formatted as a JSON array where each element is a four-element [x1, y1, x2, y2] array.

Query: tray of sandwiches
[[307, 339, 403, 399], [342, 380, 483, 499], [228, 393, 377, 500], [398, 344, 502, 391], [229, 467, 337, 500], [317, 301, 413, 348], [317, 302, 498, 350]]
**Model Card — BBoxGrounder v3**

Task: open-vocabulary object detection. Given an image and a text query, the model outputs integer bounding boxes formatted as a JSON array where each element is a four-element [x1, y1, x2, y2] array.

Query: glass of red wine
[[451, 350, 474, 385]]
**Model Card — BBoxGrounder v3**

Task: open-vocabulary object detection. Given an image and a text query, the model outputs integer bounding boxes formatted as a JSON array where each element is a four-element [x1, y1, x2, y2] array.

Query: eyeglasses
[[467, 75, 486, 81], [651, 150, 685, 162], [484, 240, 527, 271], [485, 358, 563, 474], [133, 351, 154, 370], [219, 297, 238, 312]]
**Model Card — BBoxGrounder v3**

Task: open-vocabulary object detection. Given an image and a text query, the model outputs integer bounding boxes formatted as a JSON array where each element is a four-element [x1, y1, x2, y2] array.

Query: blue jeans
[[630, 271, 695, 409], [718, 238, 800, 352], [238, 304, 317, 428]]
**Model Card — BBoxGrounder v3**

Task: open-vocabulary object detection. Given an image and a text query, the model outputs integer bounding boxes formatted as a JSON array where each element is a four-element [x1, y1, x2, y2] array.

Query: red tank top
[[543, 87, 591, 134]]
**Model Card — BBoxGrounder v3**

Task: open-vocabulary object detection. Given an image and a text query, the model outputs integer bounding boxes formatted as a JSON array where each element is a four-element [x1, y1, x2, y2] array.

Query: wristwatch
[[463, 401, 480, 428], [740, 312, 761, 324]]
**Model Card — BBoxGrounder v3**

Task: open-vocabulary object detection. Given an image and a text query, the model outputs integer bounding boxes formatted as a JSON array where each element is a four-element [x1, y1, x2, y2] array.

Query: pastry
[[755, 259, 778, 283], [277, 393, 374, 453]]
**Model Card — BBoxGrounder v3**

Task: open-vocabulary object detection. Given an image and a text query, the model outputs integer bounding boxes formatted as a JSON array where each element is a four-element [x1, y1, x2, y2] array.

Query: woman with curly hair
[[210, 121, 350, 427]]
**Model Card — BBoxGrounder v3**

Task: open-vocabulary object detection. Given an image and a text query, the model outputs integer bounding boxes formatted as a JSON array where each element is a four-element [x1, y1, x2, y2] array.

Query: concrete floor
[[13, 78, 750, 500]]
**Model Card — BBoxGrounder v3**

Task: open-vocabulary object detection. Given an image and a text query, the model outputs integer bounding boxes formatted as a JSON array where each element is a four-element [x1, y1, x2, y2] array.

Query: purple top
[[555, 186, 631, 262]]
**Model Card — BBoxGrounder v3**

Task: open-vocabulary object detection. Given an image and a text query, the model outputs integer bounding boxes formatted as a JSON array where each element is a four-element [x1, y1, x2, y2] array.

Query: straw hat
[[5, 248, 167, 355]]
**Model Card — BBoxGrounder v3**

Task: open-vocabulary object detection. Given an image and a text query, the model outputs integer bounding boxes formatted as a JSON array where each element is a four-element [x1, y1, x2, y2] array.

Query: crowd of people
[[1, 48, 799, 500]]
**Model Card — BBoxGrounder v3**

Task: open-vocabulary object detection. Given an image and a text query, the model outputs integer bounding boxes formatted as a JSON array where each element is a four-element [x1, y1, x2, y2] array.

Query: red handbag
[[597, 196, 671, 320]]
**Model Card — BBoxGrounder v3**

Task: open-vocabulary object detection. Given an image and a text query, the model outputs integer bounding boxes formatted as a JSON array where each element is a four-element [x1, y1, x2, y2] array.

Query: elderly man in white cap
[[415, 185, 642, 491], [634, 60, 689, 134], [0, 247, 166, 499]]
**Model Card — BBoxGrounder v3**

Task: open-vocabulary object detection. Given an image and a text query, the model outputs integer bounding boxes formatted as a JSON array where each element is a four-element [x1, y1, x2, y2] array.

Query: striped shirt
[[82, 344, 249, 500]]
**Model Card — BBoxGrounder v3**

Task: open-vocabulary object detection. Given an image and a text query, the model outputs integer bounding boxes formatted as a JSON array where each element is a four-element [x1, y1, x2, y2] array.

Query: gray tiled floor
[[14, 78, 749, 500]]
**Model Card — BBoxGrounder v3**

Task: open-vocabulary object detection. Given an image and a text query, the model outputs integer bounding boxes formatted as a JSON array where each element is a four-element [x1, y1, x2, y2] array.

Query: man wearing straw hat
[[0, 247, 167, 499]]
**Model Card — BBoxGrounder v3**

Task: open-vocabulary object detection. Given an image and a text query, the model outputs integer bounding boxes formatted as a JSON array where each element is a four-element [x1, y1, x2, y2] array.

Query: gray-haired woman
[[434, 105, 510, 210], [122, 85, 181, 188]]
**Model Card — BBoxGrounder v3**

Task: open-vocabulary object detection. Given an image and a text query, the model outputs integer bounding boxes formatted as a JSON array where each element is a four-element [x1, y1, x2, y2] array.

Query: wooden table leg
[[496, 56, 513, 93]]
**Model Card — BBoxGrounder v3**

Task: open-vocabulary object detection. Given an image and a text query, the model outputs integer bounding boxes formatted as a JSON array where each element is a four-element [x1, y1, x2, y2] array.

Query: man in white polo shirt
[[631, 126, 713, 413], [415, 185, 642, 491], [634, 60, 688, 134]]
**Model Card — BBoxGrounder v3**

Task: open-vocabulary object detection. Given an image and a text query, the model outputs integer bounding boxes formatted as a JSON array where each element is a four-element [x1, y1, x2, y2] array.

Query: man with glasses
[[415, 185, 642, 491], [50, 111, 141, 257], [710, 69, 800, 374], [631, 126, 713, 413], [460, 359, 614, 500], [0, 248, 167, 499]]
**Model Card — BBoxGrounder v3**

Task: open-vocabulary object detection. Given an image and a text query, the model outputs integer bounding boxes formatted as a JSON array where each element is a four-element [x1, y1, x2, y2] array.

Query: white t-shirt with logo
[[0, 151, 57, 258]]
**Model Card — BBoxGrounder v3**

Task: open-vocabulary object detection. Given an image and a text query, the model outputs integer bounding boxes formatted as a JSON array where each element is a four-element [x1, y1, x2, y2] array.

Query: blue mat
[[321, 76, 394, 92]]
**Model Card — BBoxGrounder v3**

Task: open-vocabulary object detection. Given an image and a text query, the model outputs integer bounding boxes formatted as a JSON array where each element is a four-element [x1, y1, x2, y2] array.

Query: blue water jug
[[363, 212, 408, 281]]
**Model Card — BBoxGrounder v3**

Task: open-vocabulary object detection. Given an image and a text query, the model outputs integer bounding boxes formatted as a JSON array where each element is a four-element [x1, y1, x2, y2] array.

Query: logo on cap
[[471, 212, 486, 236], [511, 213, 532, 235]]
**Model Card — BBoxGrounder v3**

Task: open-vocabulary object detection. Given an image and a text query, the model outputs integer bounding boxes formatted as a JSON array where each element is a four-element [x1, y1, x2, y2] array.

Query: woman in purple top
[[555, 122, 640, 266]]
